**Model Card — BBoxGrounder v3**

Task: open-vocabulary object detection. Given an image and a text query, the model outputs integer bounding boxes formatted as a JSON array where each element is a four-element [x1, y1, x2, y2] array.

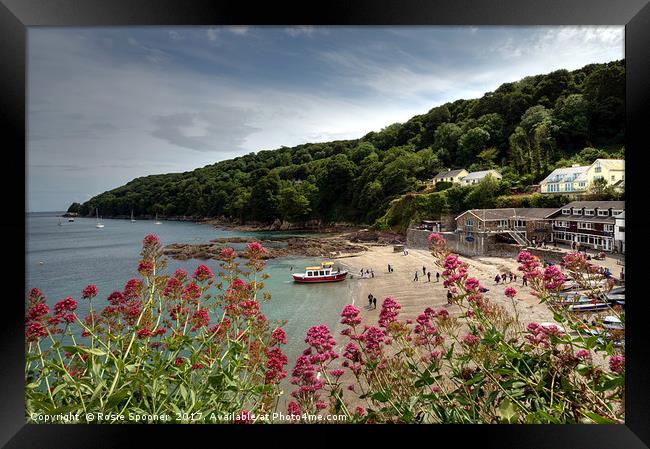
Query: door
[[603, 239, 612, 251]]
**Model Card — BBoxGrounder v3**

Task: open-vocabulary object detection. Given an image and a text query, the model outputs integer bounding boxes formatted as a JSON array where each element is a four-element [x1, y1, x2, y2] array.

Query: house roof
[[463, 170, 502, 180], [540, 166, 589, 184], [545, 201, 625, 218], [553, 215, 616, 224], [456, 208, 556, 221], [594, 159, 625, 170], [432, 169, 466, 180]]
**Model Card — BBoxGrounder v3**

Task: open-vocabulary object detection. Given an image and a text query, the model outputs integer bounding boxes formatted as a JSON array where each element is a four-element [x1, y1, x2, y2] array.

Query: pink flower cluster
[[123, 279, 143, 299], [378, 297, 400, 328], [525, 322, 564, 348], [517, 251, 542, 280], [340, 304, 362, 327], [414, 308, 443, 348], [143, 234, 161, 247], [271, 327, 288, 345], [428, 232, 446, 249], [462, 333, 480, 347], [264, 347, 288, 384], [542, 265, 565, 290], [193, 264, 214, 283], [609, 355, 625, 373], [190, 309, 210, 331], [81, 284, 98, 299], [504, 287, 517, 298]]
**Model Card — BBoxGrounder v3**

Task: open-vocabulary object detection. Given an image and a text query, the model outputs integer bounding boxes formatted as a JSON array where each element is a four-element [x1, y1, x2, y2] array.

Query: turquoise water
[[26, 212, 357, 366]]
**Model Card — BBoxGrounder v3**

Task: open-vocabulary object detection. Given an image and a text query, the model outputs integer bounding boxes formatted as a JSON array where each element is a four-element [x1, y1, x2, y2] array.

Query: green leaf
[[371, 391, 389, 403], [497, 399, 518, 423], [583, 411, 618, 424]]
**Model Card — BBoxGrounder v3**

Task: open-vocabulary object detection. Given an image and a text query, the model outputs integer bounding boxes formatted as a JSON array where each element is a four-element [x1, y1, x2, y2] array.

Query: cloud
[[206, 28, 219, 41], [168, 30, 182, 41], [285, 26, 315, 37], [151, 108, 259, 152], [228, 26, 250, 35]]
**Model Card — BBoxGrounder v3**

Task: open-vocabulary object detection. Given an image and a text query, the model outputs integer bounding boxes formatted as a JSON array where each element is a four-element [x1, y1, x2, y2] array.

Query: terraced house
[[539, 159, 624, 194], [545, 201, 624, 252]]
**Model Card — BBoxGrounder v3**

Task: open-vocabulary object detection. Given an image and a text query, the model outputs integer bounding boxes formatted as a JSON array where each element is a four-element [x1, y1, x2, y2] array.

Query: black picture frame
[[2, 0, 649, 447]]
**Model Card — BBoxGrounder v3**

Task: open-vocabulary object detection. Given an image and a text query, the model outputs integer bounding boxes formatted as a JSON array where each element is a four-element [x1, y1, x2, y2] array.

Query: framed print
[[2, 0, 649, 447]]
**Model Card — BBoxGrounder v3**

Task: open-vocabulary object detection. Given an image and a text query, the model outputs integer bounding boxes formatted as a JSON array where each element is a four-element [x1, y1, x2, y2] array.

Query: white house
[[461, 169, 502, 185]]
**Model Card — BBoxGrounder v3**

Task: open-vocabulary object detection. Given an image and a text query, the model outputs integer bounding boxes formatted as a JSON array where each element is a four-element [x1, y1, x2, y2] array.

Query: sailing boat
[[154, 212, 162, 225], [95, 208, 105, 228], [131, 209, 136, 223]]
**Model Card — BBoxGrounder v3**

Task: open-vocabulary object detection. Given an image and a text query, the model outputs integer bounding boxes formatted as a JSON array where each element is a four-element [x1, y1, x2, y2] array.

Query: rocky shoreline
[[162, 230, 406, 261]]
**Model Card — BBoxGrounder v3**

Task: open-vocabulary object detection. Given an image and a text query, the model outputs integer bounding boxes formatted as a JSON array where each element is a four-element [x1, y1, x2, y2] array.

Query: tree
[[477, 147, 500, 169], [457, 128, 490, 167], [278, 185, 311, 222], [67, 202, 81, 214], [465, 175, 502, 209]]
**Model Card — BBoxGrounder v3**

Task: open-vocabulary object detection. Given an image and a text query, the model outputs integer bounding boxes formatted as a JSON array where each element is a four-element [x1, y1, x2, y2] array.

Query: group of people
[[495, 271, 522, 286], [367, 293, 377, 309], [359, 268, 375, 278], [413, 265, 440, 283]]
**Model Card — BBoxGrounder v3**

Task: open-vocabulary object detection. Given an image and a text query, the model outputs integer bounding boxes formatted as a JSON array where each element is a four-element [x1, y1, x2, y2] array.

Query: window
[[612, 210, 623, 216], [562, 209, 570, 215], [594, 163, 601, 173], [555, 220, 568, 227], [307, 271, 313, 276], [573, 209, 582, 215], [466, 218, 473, 227], [597, 210, 609, 217], [618, 226, 625, 233], [594, 175, 604, 180], [498, 220, 508, 228], [578, 222, 594, 230], [579, 182, 586, 187], [584, 209, 594, 216], [320, 271, 325, 276], [564, 182, 572, 191], [604, 224, 614, 232], [514, 219, 525, 228], [611, 175, 615, 181]]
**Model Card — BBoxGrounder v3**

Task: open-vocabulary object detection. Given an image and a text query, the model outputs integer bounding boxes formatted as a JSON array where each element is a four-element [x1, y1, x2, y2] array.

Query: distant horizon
[[28, 26, 623, 211]]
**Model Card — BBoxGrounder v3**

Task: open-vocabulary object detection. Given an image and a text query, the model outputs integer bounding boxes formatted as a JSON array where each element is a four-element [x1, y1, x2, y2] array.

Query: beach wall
[[407, 228, 571, 261]]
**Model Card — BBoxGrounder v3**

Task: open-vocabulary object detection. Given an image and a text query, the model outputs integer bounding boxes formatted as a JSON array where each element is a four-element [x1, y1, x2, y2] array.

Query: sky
[[27, 26, 624, 212]]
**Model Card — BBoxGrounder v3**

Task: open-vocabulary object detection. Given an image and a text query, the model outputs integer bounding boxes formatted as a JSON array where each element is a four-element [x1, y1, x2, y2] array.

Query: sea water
[[26, 212, 357, 367]]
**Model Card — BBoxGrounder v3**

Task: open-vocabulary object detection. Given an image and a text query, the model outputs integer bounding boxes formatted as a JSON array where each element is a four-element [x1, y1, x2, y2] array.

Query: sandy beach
[[336, 245, 555, 331]]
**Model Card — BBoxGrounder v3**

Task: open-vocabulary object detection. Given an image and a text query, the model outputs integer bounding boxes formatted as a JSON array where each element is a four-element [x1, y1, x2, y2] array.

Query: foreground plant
[[288, 233, 624, 423], [25, 235, 288, 423]]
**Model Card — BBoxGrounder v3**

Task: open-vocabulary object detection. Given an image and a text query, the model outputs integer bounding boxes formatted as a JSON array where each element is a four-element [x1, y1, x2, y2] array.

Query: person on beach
[[368, 294, 373, 308], [509, 272, 514, 283], [388, 264, 391, 273], [495, 274, 501, 285], [427, 271, 431, 282], [447, 290, 453, 305], [422, 266, 426, 276], [372, 296, 377, 309], [522, 276, 528, 286], [436, 272, 440, 282], [514, 273, 517, 282], [371, 269, 375, 278], [502, 274, 507, 284], [360, 268, 364, 276], [414, 271, 419, 282]]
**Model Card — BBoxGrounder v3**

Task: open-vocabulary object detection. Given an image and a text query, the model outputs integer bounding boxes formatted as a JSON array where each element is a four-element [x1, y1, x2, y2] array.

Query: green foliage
[[67, 202, 81, 214], [80, 61, 624, 225]]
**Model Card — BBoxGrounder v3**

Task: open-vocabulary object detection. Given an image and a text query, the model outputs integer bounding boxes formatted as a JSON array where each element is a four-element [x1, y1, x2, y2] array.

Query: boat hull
[[292, 272, 348, 283]]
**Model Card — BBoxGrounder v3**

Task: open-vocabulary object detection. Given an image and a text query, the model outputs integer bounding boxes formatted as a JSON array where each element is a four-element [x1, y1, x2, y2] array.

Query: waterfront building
[[545, 201, 624, 251]]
